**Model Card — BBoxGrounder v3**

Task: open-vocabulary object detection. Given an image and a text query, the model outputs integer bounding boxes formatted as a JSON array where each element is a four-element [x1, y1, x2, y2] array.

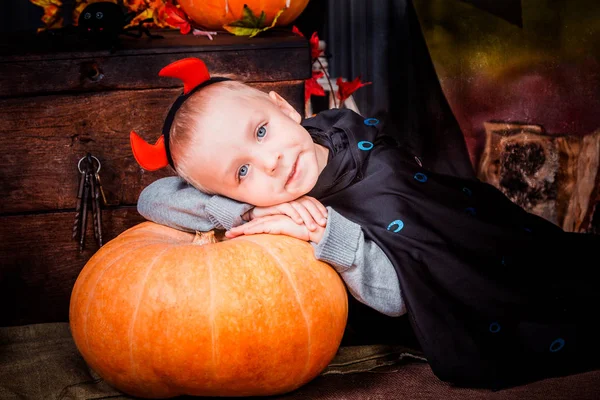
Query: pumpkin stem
[[193, 230, 218, 245]]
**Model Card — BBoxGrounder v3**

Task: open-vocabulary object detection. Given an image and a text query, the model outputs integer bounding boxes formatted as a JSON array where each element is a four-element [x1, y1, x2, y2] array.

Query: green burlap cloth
[[0, 322, 425, 399]]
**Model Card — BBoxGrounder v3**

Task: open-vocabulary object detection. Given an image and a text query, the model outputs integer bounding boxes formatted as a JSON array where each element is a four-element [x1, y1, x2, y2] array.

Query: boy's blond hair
[[169, 81, 269, 194]]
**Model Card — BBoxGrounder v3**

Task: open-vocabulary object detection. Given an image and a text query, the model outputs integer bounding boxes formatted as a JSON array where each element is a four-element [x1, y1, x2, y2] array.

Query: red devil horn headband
[[130, 58, 230, 171]]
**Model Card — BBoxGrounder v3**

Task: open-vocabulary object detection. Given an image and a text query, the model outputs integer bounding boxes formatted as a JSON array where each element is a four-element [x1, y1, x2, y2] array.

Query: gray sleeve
[[311, 207, 407, 317], [137, 176, 253, 232]]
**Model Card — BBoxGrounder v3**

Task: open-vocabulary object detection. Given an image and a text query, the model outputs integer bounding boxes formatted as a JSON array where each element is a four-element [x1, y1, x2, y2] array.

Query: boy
[[131, 58, 599, 389]]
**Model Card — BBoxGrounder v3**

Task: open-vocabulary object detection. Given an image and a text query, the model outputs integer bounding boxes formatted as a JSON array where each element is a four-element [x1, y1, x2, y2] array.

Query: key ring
[[78, 155, 101, 174]]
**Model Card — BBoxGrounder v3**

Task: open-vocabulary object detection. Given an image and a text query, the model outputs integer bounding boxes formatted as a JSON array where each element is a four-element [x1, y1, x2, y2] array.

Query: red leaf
[[292, 25, 304, 36], [305, 71, 325, 102], [292, 27, 321, 60], [309, 32, 322, 60], [164, 3, 191, 34], [179, 22, 191, 35], [336, 76, 372, 104]]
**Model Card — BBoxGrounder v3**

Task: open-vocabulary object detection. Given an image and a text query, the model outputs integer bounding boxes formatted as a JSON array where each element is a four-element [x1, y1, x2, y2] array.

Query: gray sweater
[[137, 176, 406, 317]]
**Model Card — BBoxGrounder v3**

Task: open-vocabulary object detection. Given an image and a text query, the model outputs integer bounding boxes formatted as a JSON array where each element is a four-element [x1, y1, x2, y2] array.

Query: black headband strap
[[162, 77, 231, 169]]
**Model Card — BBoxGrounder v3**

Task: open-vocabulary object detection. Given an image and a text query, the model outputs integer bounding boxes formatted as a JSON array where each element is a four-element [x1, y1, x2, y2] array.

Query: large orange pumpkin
[[69, 222, 348, 399], [177, 0, 311, 30]]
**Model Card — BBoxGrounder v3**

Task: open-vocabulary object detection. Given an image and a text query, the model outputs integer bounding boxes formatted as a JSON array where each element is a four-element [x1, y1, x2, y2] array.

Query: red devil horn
[[130, 131, 169, 171], [159, 58, 211, 95]]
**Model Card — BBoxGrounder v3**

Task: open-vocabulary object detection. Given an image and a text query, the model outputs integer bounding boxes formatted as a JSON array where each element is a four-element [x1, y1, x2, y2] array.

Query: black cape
[[304, 108, 600, 389]]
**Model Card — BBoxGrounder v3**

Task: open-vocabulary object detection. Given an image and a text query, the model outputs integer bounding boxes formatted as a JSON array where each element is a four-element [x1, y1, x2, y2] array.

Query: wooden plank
[[0, 30, 308, 61], [0, 207, 147, 327], [0, 46, 310, 97], [0, 81, 304, 214]]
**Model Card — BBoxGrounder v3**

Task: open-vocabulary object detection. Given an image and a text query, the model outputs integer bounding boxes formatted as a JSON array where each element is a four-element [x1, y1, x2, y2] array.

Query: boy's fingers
[[301, 199, 328, 226], [298, 196, 328, 220], [294, 199, 326, 226], [278, 203, 303, 224], [308, 197, 328, 219], [257, 204, 302, 224], [290, 201, 317, 230], [225, 230, 243, 238]]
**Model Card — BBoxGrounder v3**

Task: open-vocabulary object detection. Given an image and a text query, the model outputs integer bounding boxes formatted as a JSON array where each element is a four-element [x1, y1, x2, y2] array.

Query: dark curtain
[[325, 0, 473, 177], [325, 0, 390, 117]]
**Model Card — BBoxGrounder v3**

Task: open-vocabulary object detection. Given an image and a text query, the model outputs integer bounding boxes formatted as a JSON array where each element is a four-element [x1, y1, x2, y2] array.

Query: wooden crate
[[0, 30, 310, 326]]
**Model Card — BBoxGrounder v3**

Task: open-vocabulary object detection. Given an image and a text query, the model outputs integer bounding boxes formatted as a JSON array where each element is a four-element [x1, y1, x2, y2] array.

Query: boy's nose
[[262, 151, 282, 175]]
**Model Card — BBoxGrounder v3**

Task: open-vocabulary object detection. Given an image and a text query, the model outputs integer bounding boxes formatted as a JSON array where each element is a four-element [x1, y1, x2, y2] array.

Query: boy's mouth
[[286, 157, 298, 186]]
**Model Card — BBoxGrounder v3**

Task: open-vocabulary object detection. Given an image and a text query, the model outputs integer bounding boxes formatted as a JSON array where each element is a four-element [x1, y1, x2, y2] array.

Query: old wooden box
[[0, 30, 310, 327]]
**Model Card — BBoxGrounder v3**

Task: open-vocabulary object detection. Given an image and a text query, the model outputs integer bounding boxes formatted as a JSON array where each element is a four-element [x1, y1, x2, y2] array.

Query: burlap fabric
[[1, 323, 599, 400]]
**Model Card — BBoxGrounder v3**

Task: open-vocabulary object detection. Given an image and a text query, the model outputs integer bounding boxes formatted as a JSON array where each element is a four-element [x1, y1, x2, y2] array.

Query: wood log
[[562, 132, 600, 232], [478, 121, 600, 233]]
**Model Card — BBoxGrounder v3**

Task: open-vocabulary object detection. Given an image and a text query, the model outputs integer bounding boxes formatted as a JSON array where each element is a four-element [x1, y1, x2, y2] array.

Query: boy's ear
[[268, 91, 302, 123]]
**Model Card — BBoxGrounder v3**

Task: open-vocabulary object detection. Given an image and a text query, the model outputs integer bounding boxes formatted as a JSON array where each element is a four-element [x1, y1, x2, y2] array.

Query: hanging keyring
[[78, 155, 101, 174]]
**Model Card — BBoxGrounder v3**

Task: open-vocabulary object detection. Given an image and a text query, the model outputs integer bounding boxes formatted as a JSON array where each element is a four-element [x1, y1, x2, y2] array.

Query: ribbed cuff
[[206, 196, 253, 230], [312, 207, 362, 272]]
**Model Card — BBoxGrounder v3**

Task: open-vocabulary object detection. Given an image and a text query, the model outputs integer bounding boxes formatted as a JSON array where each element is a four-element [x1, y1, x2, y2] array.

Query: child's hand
[[243, 196, 328, 232], [226, 214, 326, 244]]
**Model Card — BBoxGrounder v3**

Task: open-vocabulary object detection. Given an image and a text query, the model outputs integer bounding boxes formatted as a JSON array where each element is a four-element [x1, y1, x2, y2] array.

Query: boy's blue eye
[[238, 164, 249, 180], [257, 125, 267, 139], [237, 125, 265, 181]]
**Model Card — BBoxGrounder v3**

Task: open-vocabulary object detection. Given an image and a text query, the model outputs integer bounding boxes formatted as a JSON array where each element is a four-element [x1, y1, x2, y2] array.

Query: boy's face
[[183, 90, 328, 206]]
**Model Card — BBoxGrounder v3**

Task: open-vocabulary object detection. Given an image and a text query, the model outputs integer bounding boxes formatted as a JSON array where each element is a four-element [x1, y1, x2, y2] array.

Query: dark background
[[3, 0, 599, 163]]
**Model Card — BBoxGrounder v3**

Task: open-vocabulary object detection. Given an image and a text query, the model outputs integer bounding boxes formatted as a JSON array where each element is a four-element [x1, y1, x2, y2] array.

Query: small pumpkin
[[69, 222, 348, 398], [176, 0, 310, 31]]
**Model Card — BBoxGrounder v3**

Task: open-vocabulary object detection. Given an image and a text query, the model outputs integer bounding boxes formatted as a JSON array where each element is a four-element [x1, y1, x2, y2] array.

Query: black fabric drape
[[326, 0, 474, 178]]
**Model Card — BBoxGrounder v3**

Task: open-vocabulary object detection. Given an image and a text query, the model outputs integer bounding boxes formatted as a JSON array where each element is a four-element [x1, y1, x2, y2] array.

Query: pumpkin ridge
[[207, 241, 218, 382], [235, 236, 312, 382], [129, 245, 175, 388], [75, 241, 169, 358], [180, 234, 226, 382]]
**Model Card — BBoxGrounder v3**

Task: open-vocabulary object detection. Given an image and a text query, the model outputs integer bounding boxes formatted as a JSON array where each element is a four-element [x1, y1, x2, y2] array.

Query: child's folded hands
[[242, 195, 328, 231], [226, 214, 326, 244]]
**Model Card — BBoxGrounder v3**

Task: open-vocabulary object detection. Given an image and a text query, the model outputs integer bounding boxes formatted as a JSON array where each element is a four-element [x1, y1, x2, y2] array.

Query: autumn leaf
[[337, 76, 372, 104], [128, 8, 155, 29], [30, 0, 64, 30], [305, 71, 325, 102], [123, 0, 145, 13], [72, 1, 88, 25], [146, 3, 174, 29], [223, 5, 284, 38], [141, 0, 174, 29], [291, 26, 322, 60], [164, 2, 191, 34], [308, 32, 323, 60]]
